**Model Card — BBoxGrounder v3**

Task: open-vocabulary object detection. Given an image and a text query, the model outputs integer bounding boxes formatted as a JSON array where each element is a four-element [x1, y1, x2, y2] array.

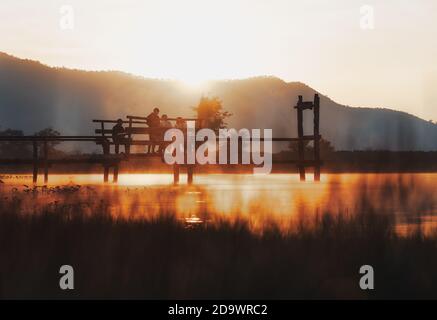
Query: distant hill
[[1, 52, 436, 151]]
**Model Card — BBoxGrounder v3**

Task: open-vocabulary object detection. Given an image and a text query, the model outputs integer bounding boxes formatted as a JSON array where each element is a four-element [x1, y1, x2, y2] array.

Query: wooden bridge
[[0, 95, 322, 184]]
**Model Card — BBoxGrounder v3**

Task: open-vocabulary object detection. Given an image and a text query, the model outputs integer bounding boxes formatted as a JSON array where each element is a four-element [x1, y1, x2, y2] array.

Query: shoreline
[[1, 166, 437, 176]]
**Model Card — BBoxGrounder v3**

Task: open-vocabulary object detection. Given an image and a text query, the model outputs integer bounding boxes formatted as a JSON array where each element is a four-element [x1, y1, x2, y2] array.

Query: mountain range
[[1, 52, 436, 151]]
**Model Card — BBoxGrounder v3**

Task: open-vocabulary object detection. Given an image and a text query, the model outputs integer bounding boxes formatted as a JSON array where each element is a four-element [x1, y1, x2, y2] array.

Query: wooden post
[[127, 117, 132, 155], [296, 96, 306, 181], [43, 140, 49, 184], [173, 164, 180, 184], [32, 141, 38, 184], [238, 136, 243, 164], [187, 165, 194, 185], [313, 94, 321, 182], [102, 139, 110, 183], [103, 167, 109, 183], [227, 139, 231, 164], [113, 164, 119, 183], [187, 133, 197, 184]]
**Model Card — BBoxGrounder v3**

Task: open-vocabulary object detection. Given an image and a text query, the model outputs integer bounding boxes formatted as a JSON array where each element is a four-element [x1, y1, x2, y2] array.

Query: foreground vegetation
[[0, 181, 436, 299]]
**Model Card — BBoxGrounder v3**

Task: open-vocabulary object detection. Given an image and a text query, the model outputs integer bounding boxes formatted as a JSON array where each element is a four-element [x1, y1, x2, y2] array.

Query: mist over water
[[1, 173, 435, 236]]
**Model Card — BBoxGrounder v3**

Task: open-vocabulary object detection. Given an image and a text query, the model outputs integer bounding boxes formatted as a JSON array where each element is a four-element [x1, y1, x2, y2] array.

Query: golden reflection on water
[[1, 173, 436, 235]]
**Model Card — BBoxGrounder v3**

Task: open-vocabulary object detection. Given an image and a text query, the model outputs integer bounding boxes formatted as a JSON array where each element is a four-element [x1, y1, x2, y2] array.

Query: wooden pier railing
[[0, 136, 109, 184], [0, 95, 322, 184]]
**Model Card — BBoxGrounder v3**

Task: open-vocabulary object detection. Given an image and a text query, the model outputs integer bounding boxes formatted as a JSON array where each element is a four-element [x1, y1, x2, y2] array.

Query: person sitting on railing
[[161, 114, 172, 129], [158, 114, 173, 153], [146, 107, 160, 154], [175, 117, 186, 130], [112, 119, 129, 154]]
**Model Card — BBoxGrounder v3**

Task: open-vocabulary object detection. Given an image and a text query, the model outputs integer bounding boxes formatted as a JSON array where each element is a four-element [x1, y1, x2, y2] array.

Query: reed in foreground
[[0, 190, 437, 299]]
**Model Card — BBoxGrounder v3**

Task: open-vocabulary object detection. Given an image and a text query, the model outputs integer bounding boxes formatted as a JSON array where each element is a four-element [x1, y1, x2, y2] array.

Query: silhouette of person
[[158, 114, 172, 153], [112, 118, 129, 154], [161, 114, 172, 129], [175, 117, 186, 130], [146, 107, 160, 153], [172, 117, 187, 157]]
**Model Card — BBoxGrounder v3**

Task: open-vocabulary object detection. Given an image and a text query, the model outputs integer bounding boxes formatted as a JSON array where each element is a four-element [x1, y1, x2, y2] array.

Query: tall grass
[[0, 179, 436, 299]]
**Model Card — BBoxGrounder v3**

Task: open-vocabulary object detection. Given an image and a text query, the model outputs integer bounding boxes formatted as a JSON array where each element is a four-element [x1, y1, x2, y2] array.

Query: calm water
[[1, 173, 436, 235]]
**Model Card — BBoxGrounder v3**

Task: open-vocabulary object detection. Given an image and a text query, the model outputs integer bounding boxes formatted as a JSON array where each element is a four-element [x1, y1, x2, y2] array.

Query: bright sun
[[179, 75, 208, 91]]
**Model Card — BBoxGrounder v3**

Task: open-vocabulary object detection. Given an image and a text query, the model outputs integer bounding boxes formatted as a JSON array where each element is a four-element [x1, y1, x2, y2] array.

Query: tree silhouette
[[0, 128, 30, 157], [34, 127, 61, 156], [193, 96, 232, 131]]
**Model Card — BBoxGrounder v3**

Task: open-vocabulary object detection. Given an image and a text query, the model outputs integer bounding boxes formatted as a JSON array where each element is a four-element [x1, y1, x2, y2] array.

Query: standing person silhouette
[[158, 114, 172, 153], [146, 107, 160, 154]]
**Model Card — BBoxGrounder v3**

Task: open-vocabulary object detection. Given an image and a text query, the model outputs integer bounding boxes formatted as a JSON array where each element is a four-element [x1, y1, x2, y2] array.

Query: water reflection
[[0, 173, 436, 236]]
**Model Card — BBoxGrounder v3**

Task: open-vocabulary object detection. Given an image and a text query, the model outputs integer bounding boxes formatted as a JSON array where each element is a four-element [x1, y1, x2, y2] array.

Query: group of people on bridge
[[111, 107, 186, 154]]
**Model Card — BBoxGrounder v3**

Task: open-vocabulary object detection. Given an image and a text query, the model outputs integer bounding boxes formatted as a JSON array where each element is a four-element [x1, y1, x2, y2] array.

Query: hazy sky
[[1, 0, 436, 120]]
